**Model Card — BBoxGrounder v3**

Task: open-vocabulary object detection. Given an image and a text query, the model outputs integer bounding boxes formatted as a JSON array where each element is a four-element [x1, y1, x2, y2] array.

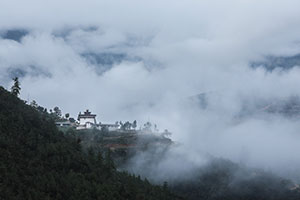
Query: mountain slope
[[170, 159, 300, 200], [0, 86, 181, 200]]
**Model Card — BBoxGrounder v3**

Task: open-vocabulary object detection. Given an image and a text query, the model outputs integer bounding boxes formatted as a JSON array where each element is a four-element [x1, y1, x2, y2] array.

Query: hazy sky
[[2, 0, 300, 179]]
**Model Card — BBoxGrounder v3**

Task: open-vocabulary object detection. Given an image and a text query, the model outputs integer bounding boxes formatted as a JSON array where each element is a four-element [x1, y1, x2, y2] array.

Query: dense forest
[[0, 86, 181, 200]]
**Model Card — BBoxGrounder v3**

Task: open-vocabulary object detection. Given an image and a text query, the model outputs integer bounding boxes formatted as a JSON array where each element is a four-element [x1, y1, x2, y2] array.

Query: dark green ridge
[[0, 86, 182, 200]]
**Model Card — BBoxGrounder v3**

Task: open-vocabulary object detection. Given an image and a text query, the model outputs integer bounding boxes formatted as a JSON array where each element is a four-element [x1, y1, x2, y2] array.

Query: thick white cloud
[[1, 0, 300, 180]]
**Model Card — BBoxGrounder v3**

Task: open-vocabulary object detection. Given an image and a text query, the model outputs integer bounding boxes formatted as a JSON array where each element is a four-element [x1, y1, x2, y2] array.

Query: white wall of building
[[79, 117, 96, 126]]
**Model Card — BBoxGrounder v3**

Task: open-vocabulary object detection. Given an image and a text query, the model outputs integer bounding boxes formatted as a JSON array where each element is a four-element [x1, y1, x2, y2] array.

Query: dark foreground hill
[[169, 159, 300, 200], [0, 87, 181, 200]]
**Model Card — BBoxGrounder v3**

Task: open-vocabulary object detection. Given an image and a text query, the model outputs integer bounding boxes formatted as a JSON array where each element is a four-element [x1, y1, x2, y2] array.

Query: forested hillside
[[0, 86, 182, 200], [169, 159, 300, 200]]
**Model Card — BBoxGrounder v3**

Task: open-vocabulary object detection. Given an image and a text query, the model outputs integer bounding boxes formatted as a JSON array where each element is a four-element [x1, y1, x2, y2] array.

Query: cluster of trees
[[30, 100, 75, 123], [142, 122, 160, 133], [119, 120, 137, 130], [0, 86, 181, 200], [49, 106, 75, 122], [10, 77, 75, 123]]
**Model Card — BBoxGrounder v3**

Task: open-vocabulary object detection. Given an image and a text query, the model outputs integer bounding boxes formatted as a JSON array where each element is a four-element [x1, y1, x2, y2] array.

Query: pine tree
[[132, 120, 137, 129], [11, 77, 21, 96]]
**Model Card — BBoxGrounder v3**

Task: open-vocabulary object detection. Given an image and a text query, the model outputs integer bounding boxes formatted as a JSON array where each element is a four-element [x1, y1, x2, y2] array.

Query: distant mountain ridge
[[251, 54, 300, 71], [190, 92, 300, 118], [0, 29, 28, 42]]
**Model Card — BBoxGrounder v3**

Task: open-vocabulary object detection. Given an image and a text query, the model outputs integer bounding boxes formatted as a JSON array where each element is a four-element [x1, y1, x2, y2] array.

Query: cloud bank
[[1, 0, 300, 180]]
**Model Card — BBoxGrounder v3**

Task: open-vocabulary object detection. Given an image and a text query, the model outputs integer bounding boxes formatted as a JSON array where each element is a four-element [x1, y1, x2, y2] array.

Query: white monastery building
[[76, 110, 97, 130], [75, 109, 122, 131]]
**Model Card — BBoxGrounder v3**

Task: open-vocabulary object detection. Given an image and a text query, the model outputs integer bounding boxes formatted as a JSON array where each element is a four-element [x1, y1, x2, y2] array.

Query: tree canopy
[[10, 77, 21, 96]]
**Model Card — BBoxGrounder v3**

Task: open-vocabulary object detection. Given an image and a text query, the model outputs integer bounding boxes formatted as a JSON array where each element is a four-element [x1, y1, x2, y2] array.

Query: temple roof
[[78, 109, 96, 120]]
